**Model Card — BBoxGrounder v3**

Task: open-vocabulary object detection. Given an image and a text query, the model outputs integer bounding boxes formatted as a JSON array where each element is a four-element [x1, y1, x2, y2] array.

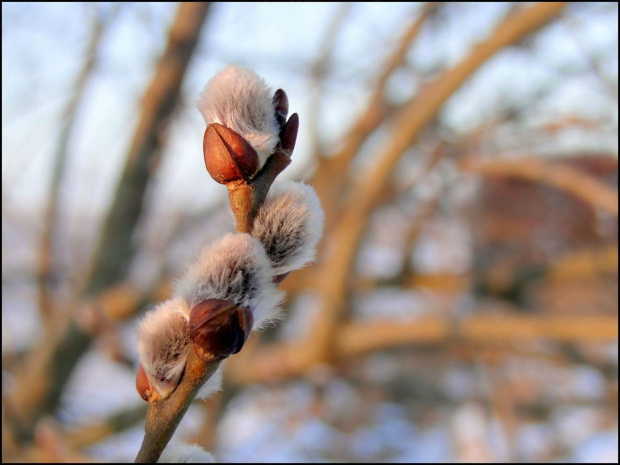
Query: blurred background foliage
[[2, 2, 618, 462]]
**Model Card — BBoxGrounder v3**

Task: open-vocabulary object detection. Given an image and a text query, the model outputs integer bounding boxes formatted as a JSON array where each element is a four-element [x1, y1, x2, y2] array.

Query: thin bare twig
[[307, 3, 354, 158], [36, 5, 115, 324]]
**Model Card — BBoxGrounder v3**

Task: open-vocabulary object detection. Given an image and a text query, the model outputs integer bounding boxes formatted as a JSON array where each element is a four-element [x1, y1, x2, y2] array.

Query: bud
[[189, 299, 253, 362], [136, 364, 159, 403], [174, 233, 283, 330], [203, 123, 259, 184], [279, 112, 299, 155], [272, 88, 289, 129], [197, 65, 280, 168]]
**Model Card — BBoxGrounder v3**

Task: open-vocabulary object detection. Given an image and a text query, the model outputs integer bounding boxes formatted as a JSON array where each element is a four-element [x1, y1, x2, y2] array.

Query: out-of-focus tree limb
[[36, 5, 117, 325], [228, 314, 618, 385], [9, 1, 211, 433], [85, 2, 211, 294], [546, 244, 617, 281], [362, 244, 617, 294], [280, 4, 438, 303], [65, 404, 148, 450], [307, 2, 568, 364], [482, 244, 618, 295], [186, 395, 222, 453], [311, 3, 438, 230], [10, 404, 147, 462], [460, 155, 618, 216], [24, 240, 612, 344], [307, 3, 354, 159], [338, 314, 618, 357]]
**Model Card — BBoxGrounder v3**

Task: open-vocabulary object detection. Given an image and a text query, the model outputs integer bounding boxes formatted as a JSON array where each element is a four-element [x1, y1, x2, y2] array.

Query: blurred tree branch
[[312, 2, 439, 230], [278, 2, 439, 303], [8, 1, 211, 439], [307, 3, 354, 159], [307, 2, 568, 366], [228, 314, 618, 385], [36, 5, 119, 325], [460, 155, 618, 216]]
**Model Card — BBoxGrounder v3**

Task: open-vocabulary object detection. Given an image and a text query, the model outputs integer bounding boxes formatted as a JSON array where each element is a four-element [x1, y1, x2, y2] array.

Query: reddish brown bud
[[136, 364, 160, 403], [203, 123, 259, 184], [273, 89, 289, 128], [189, 299, 254, 362], [280, 113, 299, 155]]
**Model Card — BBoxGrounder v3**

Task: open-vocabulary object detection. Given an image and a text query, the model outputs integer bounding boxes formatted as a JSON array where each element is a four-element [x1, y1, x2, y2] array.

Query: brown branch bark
[[135, 354, 222, 462], [306, 2, 568, 366], [460, 155, 618, 216]]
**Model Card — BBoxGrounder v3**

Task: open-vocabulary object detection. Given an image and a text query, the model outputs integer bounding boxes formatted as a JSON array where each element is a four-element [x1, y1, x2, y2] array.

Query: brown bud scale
[[189, 299, 253, 362], [273, 89, 289, 129], [136, 364, 160, 403], [204, 123, 259, 184], [280, 113, 299, 155]]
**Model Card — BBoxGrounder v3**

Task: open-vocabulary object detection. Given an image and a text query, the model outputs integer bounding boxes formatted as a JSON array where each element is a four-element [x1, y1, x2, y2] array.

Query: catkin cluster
[[136, 66, 324, 407]]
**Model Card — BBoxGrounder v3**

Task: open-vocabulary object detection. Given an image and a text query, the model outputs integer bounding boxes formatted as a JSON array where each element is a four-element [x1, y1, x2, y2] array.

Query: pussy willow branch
[[135, 143, 293, 463], [227, 124, 295, 234]]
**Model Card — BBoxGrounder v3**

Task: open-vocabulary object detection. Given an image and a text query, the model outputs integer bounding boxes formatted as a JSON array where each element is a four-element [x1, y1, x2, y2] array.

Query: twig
[[135, 353, 222, 462], [227, 149, 293, 233], [134, 114, 297, 463]]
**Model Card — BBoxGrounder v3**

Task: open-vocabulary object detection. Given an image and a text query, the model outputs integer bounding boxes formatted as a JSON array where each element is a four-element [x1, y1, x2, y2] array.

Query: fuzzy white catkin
[[136, 298, 191, 397], [252, 181, 324, 275], [197, 65, 280, 169], [174, 233, 283, 330], [158, 442, 215, 463], [196, 363, 224, 400]]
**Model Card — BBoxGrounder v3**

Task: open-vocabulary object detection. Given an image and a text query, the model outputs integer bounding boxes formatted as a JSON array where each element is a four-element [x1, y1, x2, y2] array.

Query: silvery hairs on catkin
[[197, 65, 280, 168], [174, 233, 283, 330], [158, 442, 215, 463], [252, 181, 325, 275], [136, 297, 191, 396], [196, 362, 223, 400]]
